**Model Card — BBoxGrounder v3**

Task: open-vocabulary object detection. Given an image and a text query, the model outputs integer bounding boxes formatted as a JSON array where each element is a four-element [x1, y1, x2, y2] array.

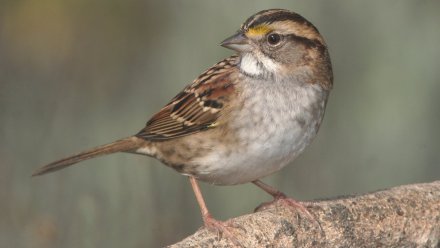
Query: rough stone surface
[[169, 181, 440, 247]]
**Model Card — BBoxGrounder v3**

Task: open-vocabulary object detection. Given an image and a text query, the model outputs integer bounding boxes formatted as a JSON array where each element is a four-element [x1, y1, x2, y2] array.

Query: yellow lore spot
[[246, 25, 272, 36]]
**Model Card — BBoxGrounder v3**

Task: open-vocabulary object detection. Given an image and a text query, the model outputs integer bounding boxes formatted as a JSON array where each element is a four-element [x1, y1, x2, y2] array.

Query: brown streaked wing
[[136, 56, 238, 141]]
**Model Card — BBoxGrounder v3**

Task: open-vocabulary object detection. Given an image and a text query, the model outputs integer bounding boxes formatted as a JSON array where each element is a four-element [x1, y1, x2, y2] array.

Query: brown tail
[[32, 136, 145, 176]]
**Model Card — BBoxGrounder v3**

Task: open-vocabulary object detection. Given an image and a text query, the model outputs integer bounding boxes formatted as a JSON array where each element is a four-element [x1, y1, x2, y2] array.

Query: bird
[[33, 8, 333, 234]]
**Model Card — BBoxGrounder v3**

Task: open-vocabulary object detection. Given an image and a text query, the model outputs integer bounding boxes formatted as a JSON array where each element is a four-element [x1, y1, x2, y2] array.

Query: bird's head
[[221, 9, 332, 88]]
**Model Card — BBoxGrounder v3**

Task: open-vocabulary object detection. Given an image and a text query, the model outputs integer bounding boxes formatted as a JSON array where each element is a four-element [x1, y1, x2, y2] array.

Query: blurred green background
[[1, 0, 439, 247]]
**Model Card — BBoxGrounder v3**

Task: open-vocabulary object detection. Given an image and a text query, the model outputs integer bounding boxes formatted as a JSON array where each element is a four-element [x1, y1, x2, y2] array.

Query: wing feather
[[136, 56, 238, 141]]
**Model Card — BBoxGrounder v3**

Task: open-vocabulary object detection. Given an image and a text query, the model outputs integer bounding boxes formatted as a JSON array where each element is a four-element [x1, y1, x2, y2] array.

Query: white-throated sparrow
[[33, 9, 333, 233]]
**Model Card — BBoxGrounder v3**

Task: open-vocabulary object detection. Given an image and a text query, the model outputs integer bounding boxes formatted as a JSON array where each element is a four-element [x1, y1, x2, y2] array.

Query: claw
[[252, 180, 323, 232], [202, 214, 242, 247]]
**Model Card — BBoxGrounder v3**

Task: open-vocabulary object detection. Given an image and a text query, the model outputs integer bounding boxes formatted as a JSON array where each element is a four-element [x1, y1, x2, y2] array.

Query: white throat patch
[[240, 53, 279, 77]]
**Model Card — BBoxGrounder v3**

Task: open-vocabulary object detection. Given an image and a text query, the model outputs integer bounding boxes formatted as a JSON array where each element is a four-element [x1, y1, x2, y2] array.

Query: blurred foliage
[[1, 1, 439, 247]]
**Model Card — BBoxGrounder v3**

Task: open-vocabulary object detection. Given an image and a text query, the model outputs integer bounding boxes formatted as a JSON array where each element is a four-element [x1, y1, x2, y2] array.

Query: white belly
[[192, 80, 328, 185]]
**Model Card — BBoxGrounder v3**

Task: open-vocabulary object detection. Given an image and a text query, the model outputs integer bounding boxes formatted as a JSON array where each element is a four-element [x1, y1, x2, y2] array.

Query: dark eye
[[267, 33, 281, 45]]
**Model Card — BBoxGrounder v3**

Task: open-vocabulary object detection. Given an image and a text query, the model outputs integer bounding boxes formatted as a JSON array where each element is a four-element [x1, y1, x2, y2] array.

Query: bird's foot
[[255, 193, 322, 230], [255, 192, 308, 211], [202, 214, 242, 247]]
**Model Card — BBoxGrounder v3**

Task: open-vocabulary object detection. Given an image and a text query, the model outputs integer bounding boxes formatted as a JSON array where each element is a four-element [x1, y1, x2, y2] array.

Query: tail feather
[[32, 136, 144, 176]]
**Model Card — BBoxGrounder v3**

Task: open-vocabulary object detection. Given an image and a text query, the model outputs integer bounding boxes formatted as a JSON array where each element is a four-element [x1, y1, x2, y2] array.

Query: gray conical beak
[[220, 32, 252, 52]]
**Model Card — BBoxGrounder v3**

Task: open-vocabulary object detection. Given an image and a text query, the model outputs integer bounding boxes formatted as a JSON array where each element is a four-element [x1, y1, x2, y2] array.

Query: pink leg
[[189, 177, 240, 244], [252, 180, 315, 220]]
